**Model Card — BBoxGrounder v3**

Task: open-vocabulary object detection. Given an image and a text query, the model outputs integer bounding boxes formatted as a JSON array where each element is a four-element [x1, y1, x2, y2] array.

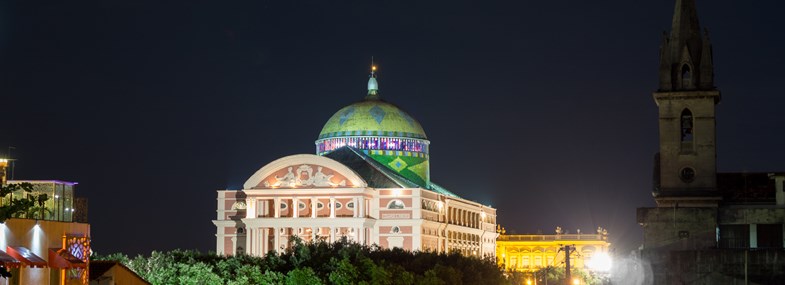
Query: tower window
[[681, 64, 692, 88], [681, 109, 693, 142]]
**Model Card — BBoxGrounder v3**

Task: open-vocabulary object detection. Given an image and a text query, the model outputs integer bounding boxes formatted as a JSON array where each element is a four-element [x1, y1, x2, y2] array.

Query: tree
[[328, 257, 360, 285], [0, 182, 38, 222], [96, 238, 513, 284], [286, 267, 322, 285], [0, 182, 48, 279]]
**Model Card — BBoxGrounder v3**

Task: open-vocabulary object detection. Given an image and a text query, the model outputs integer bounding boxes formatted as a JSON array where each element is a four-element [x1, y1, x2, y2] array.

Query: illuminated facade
[[1, 163, 91, 285], [496, 227, 610, 273], [214, 68, 498, 257]]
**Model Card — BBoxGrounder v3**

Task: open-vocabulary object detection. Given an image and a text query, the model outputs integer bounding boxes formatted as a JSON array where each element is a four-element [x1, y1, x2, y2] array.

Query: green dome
[[318, 99, 427, 140], [316, 73, 431, 188]]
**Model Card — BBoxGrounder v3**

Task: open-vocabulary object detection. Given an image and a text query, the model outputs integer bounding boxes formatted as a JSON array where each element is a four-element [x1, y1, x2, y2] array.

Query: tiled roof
[[325, 147, 419, 189], [319, 100, 427, 140], [324, 147, 463, 199]]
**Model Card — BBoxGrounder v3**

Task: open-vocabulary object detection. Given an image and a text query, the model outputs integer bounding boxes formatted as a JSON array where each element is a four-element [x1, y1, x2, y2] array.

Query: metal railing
[[498, 234, 606, 241]]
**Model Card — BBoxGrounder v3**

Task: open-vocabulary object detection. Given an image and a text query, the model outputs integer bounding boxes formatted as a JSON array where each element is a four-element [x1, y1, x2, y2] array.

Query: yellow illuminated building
[[496, 227, 610, 273]]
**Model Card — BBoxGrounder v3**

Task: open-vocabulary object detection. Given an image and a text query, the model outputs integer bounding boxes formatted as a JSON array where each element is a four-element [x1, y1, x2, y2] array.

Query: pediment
[[243, 154, 367, 189]]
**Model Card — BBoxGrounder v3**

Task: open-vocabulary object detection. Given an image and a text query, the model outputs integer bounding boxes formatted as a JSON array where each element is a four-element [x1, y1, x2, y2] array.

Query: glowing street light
[[587, 252, 613, 272]]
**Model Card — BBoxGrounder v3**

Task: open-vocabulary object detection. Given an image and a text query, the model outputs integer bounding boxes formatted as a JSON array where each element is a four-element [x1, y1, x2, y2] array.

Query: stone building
[[214, 67, 498, 257], [637, 0, 785, 284], [496, 227, 610, 273]]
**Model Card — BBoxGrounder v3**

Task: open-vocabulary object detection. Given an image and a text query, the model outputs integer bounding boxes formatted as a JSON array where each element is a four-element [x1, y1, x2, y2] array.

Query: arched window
[[317, 202, 324, 209], [387, 200, 405, 209], [346, 202, 355, 209], [280, 203, 288, 210], [237, 228, 245, 234], [391, 226, 401, 233], [298, 202, 307, 210], [681, 64, 692, 88], [681, 109, 693, 142], [335, 202, 343, 209]]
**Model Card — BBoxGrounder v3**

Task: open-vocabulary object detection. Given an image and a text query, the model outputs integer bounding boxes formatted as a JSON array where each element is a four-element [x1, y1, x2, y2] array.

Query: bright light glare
[[587, 252, 613, 272]]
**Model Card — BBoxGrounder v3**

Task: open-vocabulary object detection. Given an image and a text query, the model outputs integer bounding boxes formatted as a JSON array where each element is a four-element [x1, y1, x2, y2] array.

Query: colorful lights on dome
[[316, 137, 428, 155]]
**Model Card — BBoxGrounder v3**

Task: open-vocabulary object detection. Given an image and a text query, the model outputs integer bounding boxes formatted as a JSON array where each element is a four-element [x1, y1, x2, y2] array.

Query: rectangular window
[[522, 256, 530, 268], [510, 257, 517, 268], [719, 224, 750, 248], [534, 256, 542, 267], [757, 224, 784, 248]]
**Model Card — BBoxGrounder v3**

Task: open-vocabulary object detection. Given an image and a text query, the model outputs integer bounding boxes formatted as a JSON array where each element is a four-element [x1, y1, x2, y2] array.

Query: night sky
[[1, 0, 784, 256]]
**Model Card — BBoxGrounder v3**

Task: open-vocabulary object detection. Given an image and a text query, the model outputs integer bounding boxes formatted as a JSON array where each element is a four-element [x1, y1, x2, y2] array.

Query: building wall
[[1, 218, 90, 285], [213, 155, 497, 257], [496, 232, 610, 273]]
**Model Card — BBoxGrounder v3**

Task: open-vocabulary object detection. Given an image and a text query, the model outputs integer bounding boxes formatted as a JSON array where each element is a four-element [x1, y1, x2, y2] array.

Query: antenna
[[370, 56, 376, 77]]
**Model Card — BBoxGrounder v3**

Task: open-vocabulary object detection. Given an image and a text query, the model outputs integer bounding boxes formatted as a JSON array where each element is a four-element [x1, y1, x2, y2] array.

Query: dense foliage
[[94, 237, 512, 285]]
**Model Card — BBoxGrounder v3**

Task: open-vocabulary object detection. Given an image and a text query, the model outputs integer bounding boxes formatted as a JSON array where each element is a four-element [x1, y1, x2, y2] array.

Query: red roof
[[5, 246, 46, 268], [48, 248, 86, 269], [0, 250, 21, 268]]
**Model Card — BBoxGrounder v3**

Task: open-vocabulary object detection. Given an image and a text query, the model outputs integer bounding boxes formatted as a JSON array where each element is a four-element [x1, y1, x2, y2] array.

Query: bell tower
[[653, 0, 721, 207]]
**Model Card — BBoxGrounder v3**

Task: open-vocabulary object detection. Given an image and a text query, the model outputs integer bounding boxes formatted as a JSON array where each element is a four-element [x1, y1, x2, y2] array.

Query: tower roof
[[671, 0, 701, 48], [658, 0, 715, 92]]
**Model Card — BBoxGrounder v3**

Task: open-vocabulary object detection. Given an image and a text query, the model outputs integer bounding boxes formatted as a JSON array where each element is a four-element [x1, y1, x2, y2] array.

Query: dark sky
[[1, 0, 784, 256]]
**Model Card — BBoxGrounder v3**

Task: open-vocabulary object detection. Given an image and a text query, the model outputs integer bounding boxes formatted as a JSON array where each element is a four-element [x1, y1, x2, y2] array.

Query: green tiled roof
[[324, 147, 420, 188], [319, 100, 427, 140], [427, 182, 462, 198], [324, 147, 462, 199]]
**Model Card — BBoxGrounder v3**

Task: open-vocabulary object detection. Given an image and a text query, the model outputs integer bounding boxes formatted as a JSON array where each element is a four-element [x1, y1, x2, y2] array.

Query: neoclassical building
[[496, 227, 611, 273], [214, 68, 498, 257]]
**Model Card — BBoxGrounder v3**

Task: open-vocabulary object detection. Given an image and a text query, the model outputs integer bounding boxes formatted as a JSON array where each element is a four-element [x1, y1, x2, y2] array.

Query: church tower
[[653, 0, 721, 207]]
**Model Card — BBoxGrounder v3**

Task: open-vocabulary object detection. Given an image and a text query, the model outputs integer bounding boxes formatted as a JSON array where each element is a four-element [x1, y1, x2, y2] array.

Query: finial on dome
[[366, 57, 379, 100]]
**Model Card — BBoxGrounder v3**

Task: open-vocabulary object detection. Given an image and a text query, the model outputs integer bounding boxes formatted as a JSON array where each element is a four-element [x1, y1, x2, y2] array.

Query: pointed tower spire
[[652, 0, 721, 207], [366, 58, 379, 100], [658, 0, 714, 91]]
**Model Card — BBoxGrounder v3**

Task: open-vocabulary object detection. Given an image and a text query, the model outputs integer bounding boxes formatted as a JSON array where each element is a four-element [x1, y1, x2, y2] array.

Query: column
[[330, 227, 336, 243], [311, 197, 317, 218], [353, 197, 359, 217], [246, 198, 255, 219], [330, 197, 336, 218], [312, 227, 318, 241], [293, 198, 299, 218], [261, 228, 268, 253], [358, 197, 365, 218], [274, 227, 280, 253], [274, 197, 280, 218], [246, 228, 252, 255]]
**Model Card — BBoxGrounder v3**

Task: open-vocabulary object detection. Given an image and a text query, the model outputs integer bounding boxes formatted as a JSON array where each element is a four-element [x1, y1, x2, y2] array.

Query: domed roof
[[318, 72, 427, 140], [318, 99, 427, 140]]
